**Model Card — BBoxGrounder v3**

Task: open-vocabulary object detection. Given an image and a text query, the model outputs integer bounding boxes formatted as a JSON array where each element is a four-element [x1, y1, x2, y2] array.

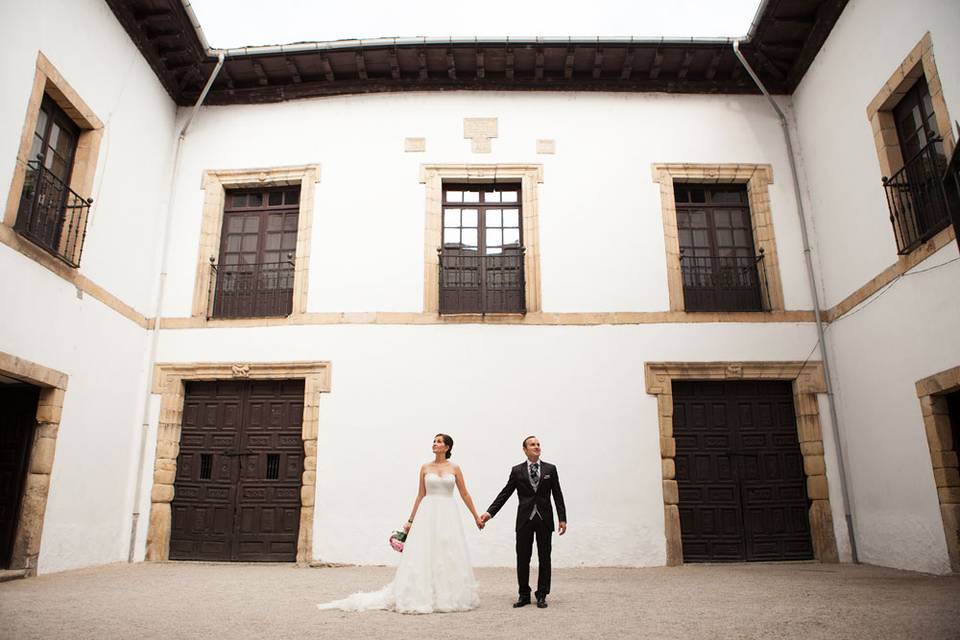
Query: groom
[[480, 436, 567, 609]]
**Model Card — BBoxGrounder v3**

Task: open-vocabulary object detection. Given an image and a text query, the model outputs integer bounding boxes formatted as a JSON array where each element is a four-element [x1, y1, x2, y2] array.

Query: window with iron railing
[[14, 96, 92, 267], [883, 77, 951, 254], [208, 187, 299, 319], [675, 184, 768, 312], [439, 184, 525, 314]]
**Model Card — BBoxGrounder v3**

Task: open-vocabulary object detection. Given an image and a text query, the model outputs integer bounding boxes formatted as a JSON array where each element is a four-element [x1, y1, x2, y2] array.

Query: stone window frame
[[645, 361, 839, 566], [867, 32, 955, 194], [191, 165, 321, 320], [0, 351, 69, 576], [915, 365, 960, 573], [651, 164, 786, 313], [2, 52, 104, 269], [420, 164, 543, 315], [146, 361, 331, 564]]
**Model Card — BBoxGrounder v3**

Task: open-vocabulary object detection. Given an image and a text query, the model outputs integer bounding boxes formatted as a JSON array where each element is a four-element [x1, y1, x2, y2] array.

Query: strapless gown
[[317, 472, 480, 614]]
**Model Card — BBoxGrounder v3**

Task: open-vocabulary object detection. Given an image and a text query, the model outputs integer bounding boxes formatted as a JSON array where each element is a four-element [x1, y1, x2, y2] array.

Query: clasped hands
[[475, 513, 566, 534]]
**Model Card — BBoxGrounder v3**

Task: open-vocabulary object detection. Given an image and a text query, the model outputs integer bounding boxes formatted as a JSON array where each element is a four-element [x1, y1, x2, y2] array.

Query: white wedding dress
[[317, 473, 480, 614]]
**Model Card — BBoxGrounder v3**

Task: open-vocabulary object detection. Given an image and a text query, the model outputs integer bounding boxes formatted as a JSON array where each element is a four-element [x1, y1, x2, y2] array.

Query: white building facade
[[0, 0, 957, 576]]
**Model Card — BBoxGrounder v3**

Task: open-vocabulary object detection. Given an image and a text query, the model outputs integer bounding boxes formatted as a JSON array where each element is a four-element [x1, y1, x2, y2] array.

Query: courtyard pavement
[[1, 562, 958, 640]]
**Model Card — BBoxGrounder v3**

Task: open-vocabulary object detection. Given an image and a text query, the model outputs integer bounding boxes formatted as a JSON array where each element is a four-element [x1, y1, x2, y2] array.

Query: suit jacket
[[486, 461, 567, 532]]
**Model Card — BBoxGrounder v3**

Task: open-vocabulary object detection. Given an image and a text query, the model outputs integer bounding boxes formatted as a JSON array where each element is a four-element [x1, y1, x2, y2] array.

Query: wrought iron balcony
[[209, 258, 295, 319], [883, 138, 951, 254], [14, 160, 92, 267], [680, 250, 768, 312], [438, 247, 525, 314]]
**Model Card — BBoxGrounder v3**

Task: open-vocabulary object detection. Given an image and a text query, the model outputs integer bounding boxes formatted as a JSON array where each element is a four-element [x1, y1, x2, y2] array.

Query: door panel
[[674, 380, 813, 562], [0, 386, 39, 568], [170, 379, 304, 562]]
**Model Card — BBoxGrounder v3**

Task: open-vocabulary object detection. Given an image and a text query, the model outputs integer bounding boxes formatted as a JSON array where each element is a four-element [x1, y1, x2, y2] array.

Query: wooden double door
[[170, 380, 304, 562], [673, 380, 813, 562]]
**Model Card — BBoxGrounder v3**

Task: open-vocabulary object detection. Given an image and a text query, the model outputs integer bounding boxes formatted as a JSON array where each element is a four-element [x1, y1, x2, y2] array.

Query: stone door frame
[[645, 361, 840, 566], [915, 365, 960, 572], [0, 351, 68, 576], [146, 361, 331, 564]]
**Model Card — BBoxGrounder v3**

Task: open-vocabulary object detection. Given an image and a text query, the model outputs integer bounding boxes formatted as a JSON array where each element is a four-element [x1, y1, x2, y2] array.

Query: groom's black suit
[[486, 460, 566, 599]]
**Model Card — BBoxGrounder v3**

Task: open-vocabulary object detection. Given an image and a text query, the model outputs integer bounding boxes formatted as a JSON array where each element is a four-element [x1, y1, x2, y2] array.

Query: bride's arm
[[453, 466, 484, 528], [404, 465, 427, 533]]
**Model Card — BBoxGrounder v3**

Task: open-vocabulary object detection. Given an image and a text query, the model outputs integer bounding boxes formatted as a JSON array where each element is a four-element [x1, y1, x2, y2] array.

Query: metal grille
[[14, 160, 92, 267], [266, 454, 280, 480], [680, 252, 768, 312], [199, 454, 212, 480], [883, 139, 951, 254], [210, 260, 295, 318]]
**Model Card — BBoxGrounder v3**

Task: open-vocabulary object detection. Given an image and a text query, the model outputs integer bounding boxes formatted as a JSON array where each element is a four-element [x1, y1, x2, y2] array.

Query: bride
[[317, 433, 484, 614]]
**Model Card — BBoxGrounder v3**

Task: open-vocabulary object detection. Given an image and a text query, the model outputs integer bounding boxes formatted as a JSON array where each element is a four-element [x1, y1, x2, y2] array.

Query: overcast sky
[[189, 0, 763, 48]]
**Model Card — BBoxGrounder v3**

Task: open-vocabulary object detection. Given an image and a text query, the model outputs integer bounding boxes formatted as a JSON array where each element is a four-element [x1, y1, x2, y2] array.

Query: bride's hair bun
[[435, 433, 454, 459]]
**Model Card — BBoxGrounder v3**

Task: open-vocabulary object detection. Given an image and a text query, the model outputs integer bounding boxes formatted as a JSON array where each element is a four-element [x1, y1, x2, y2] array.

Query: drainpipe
[[128, 52, 225, 562], [732, 40, 859, 563]]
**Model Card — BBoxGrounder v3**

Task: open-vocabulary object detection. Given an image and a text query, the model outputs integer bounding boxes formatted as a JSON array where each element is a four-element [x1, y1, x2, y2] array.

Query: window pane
[[265, 234, 281, 250], [248, 193, 263, 207], [444, 228, 460, 245], [285, 190, 299, 205], [716, 229, 733, 247], [269, 191, 283, 206], [446, 190, 463, 203], [486, 191, 501, 203], [693, 229, 709, 246], [267, 215, 282, 231], [690, 189, 706, 203], [242, 235, 258, 252], [486, 209, 502, 227], [716, 210, 730, 227], [503, 209, 519, 227], [463, 191, 480, 203], [226, 236, 241, 252], [462, 228, 478, 247], [231, 193, 247, 208], [691, 211, 707, 228], [228, 217, 244, 233], [461, 209, 478, 227], [733, 229, 749, 246], [444, 209, 461, 227], [29, 135, 43, 162], [503, 228, 520, 245], [486, 228, 502, 247], [283, 215, 298, 231], [501, 191, 518, 203], [282, 232, 297, 250], [35, 107, 49, 137], [243, 216, 259, 233]]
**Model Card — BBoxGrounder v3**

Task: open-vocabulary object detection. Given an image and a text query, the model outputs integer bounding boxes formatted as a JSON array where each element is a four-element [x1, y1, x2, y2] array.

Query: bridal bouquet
[[389, 529, 408, 553]]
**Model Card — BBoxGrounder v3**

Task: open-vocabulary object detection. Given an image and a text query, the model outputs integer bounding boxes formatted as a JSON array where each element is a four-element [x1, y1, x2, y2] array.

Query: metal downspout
[[732, 40, 859, 563], [127, 52, 225, 562]]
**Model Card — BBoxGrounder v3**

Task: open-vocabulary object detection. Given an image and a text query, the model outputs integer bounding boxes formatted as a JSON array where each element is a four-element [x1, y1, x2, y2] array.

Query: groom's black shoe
[[512, 597, 531, 608], [536, 595, 548, 609]]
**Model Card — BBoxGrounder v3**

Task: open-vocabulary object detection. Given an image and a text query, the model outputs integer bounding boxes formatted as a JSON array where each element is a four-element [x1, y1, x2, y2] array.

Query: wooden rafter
[[649, 50, 663, 79], [251, 60, 268, 86], [476, 50, 485, 79], [535, 49, 544, 80], [505, 48, 514, 80], [705, 49, 722, 80], [678, 50, 693, 80], [620, 48, 635, 80], [356, 52, 368, 80], [564, 48, 575, 79], [592, 48, 604, 79], [286, 58, 302, 83], [389, 51, 400, 80], [447, 50, 456, 80], [320, 56, 335, 82], [418, 50, 428, 80]]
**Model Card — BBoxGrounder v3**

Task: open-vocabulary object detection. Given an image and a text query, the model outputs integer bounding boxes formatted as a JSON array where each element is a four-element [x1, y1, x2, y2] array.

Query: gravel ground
[[1, 562, 958, 640]]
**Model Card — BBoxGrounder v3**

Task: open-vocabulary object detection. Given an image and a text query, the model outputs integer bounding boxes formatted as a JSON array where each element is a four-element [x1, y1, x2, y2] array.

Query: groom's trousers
[[516, 515, 552, 598]]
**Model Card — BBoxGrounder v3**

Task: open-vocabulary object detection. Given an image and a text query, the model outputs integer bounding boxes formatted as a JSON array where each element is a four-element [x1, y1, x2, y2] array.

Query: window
[[867, 33, 955, 257], [675, 184, 766, 312], [210, 187, 300, 318], [883, 76, 951, 253], [439, 183, 525, 314], [13, 95, 92, 267]]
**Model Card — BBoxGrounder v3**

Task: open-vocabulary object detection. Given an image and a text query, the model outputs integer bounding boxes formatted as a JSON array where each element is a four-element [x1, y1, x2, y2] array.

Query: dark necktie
[[530, 463, 540, 486]]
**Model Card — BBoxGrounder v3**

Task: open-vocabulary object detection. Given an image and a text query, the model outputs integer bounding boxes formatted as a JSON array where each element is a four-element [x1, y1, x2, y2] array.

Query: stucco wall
[[793, 0, 960, 573], [0, 0, 177, 573]]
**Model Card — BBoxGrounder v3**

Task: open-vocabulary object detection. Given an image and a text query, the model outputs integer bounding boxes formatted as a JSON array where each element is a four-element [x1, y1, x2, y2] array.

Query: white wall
[[0, 0, 177, 573], [156, 321, 824, 567], [793, 0, 960, 573], [162, 91, 817, 316]]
